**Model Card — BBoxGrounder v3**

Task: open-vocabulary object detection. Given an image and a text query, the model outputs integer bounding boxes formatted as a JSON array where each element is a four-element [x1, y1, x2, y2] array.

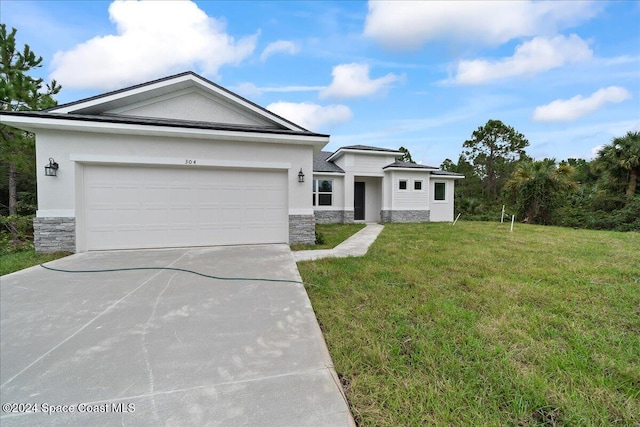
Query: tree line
[[441, 119, 639, 231]]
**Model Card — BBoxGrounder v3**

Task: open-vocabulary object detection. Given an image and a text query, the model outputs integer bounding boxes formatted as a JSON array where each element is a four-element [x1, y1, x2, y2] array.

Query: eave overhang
[[326, 148, 403, 162], [0, 112, 329, 149]]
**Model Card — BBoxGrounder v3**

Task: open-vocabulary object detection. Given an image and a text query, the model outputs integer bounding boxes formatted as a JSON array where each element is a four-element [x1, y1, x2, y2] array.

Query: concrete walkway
[[293, 223, 384, 262]]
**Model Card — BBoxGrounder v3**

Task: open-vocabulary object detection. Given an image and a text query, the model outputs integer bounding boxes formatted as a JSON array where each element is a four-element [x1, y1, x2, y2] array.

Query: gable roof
[[46, 71, 309, 132], [383, 161, 440, 170], [314, 147, 464, 177], [0, 71, 330, 149], [325, 144, 403, 162]]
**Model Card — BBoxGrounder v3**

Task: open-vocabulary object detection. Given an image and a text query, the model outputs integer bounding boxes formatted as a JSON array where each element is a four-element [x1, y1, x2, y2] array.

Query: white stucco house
[[0, 72, 462, 253], [312, 146, 463, 224]]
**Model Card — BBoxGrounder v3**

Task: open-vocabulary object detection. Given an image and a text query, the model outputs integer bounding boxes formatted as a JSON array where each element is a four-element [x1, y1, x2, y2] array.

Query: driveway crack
[[140, 271, 178, 422], [0, 251, 190, 390]]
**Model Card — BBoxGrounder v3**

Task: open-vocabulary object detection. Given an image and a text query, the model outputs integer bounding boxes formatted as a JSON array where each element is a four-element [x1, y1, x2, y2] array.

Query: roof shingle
[[313, 151, 345, 173]]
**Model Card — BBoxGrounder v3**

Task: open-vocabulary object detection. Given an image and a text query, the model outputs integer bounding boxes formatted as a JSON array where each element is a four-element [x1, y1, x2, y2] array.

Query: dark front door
[[354, 182, 365, 220]]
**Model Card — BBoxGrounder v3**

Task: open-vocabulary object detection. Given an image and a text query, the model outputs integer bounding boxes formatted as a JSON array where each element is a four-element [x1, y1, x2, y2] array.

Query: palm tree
[[595, 132, 640, 204], [505, 159, 577, 224], [616, 132, 640, 203]]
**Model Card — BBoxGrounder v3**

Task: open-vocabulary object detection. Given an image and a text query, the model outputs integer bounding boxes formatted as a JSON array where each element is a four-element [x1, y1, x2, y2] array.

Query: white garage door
[[82, 165, 288, 250]]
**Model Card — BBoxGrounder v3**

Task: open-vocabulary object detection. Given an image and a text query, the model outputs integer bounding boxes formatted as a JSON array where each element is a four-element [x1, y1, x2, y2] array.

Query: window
[[434, 182, 446, 201], [313, 179, 333, 206], [414, 180, 423, 190], [399, 180, 407, 190]]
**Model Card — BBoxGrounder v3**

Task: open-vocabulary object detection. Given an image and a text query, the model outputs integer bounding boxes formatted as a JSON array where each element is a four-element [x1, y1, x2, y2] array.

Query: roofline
[[45, 71, 196, 112], [326, 147, 402, 162], [46, 71, 311, 132], [0, 112, 329, 147], [431, 174, 466, 179], [311, 171, 345, 176], [382, 167, 440, 172]]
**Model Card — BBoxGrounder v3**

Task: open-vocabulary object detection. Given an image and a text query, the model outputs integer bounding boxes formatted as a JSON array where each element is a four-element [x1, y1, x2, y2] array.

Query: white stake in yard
[[501, 205, 505, 223], [510, 215, 515, 232], [452, 212, 461, 226]]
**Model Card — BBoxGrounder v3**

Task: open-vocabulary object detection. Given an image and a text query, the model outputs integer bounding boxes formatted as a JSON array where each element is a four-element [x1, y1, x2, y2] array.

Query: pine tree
[[1, 24, 61, 222], [462, 119, 529, 200]]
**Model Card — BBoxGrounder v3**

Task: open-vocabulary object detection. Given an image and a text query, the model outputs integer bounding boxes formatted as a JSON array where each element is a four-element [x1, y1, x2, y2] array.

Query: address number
[[185, 159, 197, 165]]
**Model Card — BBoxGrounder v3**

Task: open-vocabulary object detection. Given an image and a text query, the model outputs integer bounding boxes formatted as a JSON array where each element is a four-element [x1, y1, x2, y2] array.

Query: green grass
[[297, 221, 640, 426], [1, 250, 71, 276], [291, 223, 366, 250]]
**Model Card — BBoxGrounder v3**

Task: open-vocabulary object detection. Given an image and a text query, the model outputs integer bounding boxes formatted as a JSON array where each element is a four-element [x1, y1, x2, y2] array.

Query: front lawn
[[0, 250, 71, 276], [297, 221, 639, 426], [291, 223, 365, 251]]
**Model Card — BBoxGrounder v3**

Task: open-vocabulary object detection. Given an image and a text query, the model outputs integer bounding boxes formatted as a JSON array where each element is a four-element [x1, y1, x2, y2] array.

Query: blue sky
[[2, 0, 639, 166]]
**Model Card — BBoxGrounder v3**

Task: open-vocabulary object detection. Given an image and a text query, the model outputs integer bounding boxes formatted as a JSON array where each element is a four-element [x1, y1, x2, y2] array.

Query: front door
[[354, 182, 365, 220]]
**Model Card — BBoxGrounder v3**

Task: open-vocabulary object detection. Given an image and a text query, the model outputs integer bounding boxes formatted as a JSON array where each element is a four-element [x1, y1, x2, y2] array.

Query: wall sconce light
[[45, 158, 59, 177], [298, 168, 305, 183]]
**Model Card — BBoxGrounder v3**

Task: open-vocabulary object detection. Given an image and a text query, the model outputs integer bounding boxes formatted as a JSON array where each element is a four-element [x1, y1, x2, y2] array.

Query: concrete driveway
[[0, 245, 353, 426]]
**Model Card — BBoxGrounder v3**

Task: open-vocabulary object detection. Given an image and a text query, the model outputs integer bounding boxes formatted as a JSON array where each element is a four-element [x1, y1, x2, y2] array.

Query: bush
[[590, 198, 640, 231], [552, 196, 640, 232], [315, 231, 326, 245], [0, 215, 35, 255]]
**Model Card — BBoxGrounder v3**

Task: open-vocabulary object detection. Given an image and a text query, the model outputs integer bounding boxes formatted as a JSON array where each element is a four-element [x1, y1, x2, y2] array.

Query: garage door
[[82, 165, 288, 250]]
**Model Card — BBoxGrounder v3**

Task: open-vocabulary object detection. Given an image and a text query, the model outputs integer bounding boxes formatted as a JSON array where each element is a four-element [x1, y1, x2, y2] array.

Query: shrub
[[0, 215, 35, 255]]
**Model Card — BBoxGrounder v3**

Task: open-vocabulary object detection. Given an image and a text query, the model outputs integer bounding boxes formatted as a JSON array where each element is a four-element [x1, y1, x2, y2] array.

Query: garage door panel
[[167, 208, 193, 223], [83, 165, 288, 250], [141, 187, 167, 204]]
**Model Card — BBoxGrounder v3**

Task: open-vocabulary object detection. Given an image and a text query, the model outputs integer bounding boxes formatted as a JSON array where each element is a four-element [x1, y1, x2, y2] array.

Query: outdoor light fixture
[[45, 158, 59, 177], [298, 168, 305, 183]]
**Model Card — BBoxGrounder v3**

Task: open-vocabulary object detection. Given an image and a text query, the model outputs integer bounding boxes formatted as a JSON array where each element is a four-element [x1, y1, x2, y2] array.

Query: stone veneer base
[[33, 215, 321, 251], [380, 210, 430, 223], [314, 210, 355, 224], [34, 217, 76, 253], [289, 214, 316, 245]]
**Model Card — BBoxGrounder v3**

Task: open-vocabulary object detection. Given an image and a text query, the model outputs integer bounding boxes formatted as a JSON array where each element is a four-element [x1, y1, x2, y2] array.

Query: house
[[0, 71, 462, 253], [312, 146, 463, 224]]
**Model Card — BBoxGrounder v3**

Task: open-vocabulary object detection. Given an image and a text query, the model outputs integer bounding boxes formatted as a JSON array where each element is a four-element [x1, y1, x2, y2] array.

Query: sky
[[2, 0, 639, 167]]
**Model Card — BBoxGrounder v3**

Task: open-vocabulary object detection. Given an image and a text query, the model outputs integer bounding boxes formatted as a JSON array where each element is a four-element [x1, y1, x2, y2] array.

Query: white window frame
[[434, 181, 446, 201], [313, 179, 333, 206]]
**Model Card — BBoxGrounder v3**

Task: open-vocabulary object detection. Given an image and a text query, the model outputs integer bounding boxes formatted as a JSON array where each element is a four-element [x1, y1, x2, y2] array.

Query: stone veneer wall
[[315, 210, 345, 224], [289, 214, 315, 245], [314, 210, 358, 224], [33, 217, 76, 253], [344, 211, 355, 223], [380, 210, 430, 223]]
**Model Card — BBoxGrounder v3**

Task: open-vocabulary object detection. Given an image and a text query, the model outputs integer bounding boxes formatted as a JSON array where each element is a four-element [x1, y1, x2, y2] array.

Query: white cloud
[[533, 86, 631, 122], [262, 85, 325, 93], [266, 101, 352, 131], [233, 82, 264, 98], [50, 0, 258, 89], [319, 63, 400, 99], [232, 83, 326, 98], [453, 35, 592, 84], [591, 145, 604, 158], [363, 0, 599, 49], [260, 40, 300, 61]]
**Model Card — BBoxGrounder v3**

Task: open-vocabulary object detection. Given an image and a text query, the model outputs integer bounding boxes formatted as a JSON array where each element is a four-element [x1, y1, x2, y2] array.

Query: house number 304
[[185, 159, 197, 165]]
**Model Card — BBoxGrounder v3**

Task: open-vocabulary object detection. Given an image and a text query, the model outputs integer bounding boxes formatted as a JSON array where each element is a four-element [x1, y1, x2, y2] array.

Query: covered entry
[[353, 177, 382, 222]]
